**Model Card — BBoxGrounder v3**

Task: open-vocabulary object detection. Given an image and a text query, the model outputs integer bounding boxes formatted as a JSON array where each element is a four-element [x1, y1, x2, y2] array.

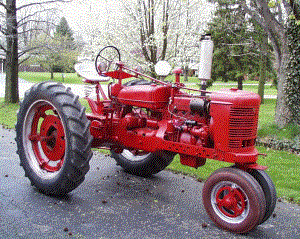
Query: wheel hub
[[40, 115, 65, 161], [26, 101, 66, 173], [216, 185, 246, 218]]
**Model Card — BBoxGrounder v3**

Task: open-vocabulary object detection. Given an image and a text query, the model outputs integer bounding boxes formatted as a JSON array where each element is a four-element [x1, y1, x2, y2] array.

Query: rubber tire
[[246, 169, 277, 224], [16, 81, 93, 195], [202, 167, 266, 233], [111, 150, 175, 177]]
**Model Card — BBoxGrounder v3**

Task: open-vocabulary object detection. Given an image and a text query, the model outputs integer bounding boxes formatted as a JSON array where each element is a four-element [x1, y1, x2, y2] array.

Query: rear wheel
[[16, 82, 93, 195], [111, 149, 175, 177], [202, 167, 266, 233]]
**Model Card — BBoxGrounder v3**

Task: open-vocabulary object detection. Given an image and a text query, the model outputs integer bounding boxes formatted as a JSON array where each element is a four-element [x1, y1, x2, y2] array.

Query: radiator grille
[[228, 140, 240, 148], [229, 128, 255, 137], [230, 108, 256, 117], [229, 118, 256, 128], [228, 107, 258, 148]]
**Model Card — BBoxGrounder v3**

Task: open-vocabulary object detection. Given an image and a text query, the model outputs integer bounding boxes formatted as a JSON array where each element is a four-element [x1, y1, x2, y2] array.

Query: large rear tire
[[202, 167, 266, 233], [16, 82, 93, 195], [111, 149, 175, 177]]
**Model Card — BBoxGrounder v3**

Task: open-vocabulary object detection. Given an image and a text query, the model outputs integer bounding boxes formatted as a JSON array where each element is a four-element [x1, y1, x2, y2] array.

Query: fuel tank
[[117, 84, 171, 109]]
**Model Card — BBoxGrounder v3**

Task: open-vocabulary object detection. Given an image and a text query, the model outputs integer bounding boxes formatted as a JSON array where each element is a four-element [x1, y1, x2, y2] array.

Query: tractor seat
[[83, 77, 110, 84], [75, 61, 110, 84]]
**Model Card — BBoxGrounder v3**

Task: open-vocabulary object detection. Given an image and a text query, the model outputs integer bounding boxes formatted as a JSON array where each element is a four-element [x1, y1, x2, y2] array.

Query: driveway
[[0, 126, 299, 238]]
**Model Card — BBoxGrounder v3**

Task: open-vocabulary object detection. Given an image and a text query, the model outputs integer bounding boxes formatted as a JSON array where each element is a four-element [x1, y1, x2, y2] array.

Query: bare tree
[[0, 0, 70, 103]]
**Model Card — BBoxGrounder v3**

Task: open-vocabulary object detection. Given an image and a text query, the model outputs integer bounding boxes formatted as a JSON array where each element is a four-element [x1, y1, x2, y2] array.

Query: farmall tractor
[[16, 37, 276, 233]]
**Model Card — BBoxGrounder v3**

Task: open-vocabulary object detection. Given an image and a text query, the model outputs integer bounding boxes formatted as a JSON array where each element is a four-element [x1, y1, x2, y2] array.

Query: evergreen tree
[[208, 1, 275, 93], [56, 17, 73, 40], [285, 17, 300, 124], [208, 1, 259, 89]]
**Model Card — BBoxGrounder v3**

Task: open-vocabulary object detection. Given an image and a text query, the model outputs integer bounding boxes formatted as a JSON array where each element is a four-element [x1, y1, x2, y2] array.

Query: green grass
[[0, 99, 18, 129], [19, 72, 84, 84], [19, 72, 140, 85], [258, 99, 300, 140]]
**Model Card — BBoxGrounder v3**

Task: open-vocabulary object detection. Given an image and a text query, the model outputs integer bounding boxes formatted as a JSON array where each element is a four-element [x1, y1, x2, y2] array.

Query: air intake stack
[[198, 34, 214, 96]]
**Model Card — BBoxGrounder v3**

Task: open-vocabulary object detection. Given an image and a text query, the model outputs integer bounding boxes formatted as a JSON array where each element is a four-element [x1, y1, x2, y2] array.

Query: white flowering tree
[[82, 0, 214, 77]]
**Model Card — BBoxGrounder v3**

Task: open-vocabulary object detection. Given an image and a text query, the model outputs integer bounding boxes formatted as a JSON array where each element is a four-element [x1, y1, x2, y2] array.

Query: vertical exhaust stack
[[198, 34, 214, 96]]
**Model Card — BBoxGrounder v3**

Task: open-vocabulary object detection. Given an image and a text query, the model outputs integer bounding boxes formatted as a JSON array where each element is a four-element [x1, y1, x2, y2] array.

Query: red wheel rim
[[215, 186, 246, 218], [27, 103, 65, 172], [211, 181, 249, 223]]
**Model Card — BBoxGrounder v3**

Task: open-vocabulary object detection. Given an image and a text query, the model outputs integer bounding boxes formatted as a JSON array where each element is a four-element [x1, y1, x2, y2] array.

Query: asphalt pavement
[[0, 126, 300, 239]]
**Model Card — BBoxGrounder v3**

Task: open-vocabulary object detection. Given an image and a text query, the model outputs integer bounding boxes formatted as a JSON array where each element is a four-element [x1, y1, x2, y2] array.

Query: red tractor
[[16, 45, 276, 233]]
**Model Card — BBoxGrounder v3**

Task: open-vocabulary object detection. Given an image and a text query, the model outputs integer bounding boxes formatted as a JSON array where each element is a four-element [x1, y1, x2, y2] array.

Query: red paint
[[216, 186, 246, 218], [29, 104, 65, 172], [173, 68, 182, 84], [117, 85, 171, 109]]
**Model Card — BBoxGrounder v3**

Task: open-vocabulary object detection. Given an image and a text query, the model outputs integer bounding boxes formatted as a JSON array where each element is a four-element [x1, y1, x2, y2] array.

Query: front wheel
[[246, 169, 277, 224], [16, 82, 93, 195], [202, 167, 266, 233], [111, 149, 175, 177]]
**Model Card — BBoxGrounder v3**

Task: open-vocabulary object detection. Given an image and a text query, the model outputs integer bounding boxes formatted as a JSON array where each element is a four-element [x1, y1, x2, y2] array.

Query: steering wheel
[[95, 46, 121, 75]]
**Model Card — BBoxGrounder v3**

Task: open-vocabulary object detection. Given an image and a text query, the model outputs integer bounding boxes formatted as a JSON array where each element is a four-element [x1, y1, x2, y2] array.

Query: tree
[[2, 0, 19, 103], [87, 0, 213, 76], [285, 17, 300, 125], [208, 1, 261, 90], [0, 0, 69, 103], [117, 0, 172, 76], [56, 16, 73, 40], [30, 17, 79, 80], [239, 0, 294, 127]]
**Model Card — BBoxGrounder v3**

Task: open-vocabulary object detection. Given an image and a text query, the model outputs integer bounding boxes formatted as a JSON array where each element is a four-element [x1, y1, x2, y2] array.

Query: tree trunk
[[50, 69, 54, 79], [275, 68, 291, 128], [274, 38, 291, 128], [184, 65, 188, 82], [258, 58, 266, 104], [5, 0, 19, 103], [237, 76, 243, 90], [258, 32, 268, 104]]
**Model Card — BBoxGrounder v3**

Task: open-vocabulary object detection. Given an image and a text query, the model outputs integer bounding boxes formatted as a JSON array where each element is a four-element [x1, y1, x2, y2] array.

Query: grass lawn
[[0, 99, 18, 129], [19, 72, 140, 85], [258, 99, 300, 140], [19, 72, 83, 84], [1, 95, 299, 204]]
